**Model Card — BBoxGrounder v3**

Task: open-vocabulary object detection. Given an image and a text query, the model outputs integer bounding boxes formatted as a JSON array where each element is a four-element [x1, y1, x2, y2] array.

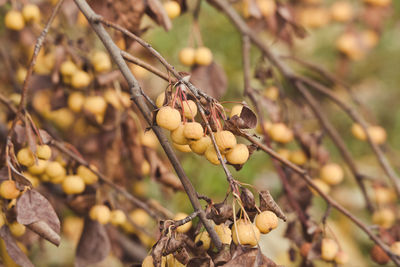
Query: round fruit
[[16, 67, 27, 84], [190, 135, 211, 155], [110, 209, 127, 226], [173, 143, 192, 153], [141, 161, 150, 176], [156, 106, 181, 131], [330, 1, 353, 22], [195, 47, 213, 66], [289, 150, 307, 166], [321, 238, 339, 261], [83, 96, 107, 115], [50, 108, 75, 129], [156, 92, 166, 108], [263, 86, 279, 101], [36, 144, 52, 160], [214, 224, 232, 244], [255, 210, 278, 234], [215, 130, 237, 152], [166, 254, 184, 267], [371, 244, 389, 265], [27, 159, 47, 175], [22, 172, 40, 187], [5, 10, 25, 31], [17, 148, 35, 167], [45, 161, 66, 179], [390, 241, 400, 256], [130, 209, 150, 227], [205, 145, 223, 165], [336, 33, 363, 60], [62, 175, 85, 194], [71, 70, 91, 89], [351, 123, 366, 141], [179, 47, 196, 66], [140, 130, 159, 149], [174, 212, 192, 233], [142, 255, 155, 267], [372, 208, 395, 228], [269, 123, 293, 143], [62, 216, 84, 244], [334, 250, 349, 264], [89, 205, 111, 224], [374, 186, 395, 205], [0, 180, 20, 199], [164, 1, 181, 19], [362, 30, 379, 49], [183, 122, 203, 141], [9, 222, 26, 237], [226, 144, 249, 165], [195, 231, 211, 250], [310, 179, 330, 195], [77, 165, 98, 185], [60, 60, 77, 77], [68, 92, 85, 113], [277, 149, 291, 161], [368, 126, 386, 145], [320, 163, 344, 185], [22, 4, 41, 23], [232, 219, 260, 246], [171, 124, 189, 145], [230, 105, 243, 118], [256, 121, 272, 134], [298, 7, 330, 29], [256, 0, 276, 17], [182, 100, 198, 119], [91, 50, 112, 72]]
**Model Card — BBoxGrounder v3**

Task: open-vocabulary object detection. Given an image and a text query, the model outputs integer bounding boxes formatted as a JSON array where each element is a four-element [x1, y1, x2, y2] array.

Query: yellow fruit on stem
[[230, 105, 243, 118], [179, 47, 196, 66], [71, 70, 91, 89], [68, 92, 85, 113], [330, 1, 353, 22], [372, 208, 395, 228], [269, 123, 293, 143], [226, 144, 249, 165], [62, 175, 85, 194], [91, 50, 112, 72], [17, 148, 35, 167], [255, 211, 278, 234], [320, 163, 344, 185], [22, 4, 41, 23], [174, 212, 192, 233], [140, 130, 159, 149], [171, 124, 189, 145], [22, 172, 40, 187], [321, 238, 339, 261], [368, 126, 386, 144], [173, 143, 192, 153], [256, 0, 276, 17], [190, 135, 211, 155], [60, 60, 77, 77], [374, 186, 395, 205], [205, 145, 224, 165], [89, 205, 111, 224], [155, 92, 166, 108], [5, 10, 25, 31], [156, 106, 181, 131], [164, 1, 181, 19], [83, 96, 107, 116], [263, 86, 279, 101], [195, 47, 213, 66], [214, 224, 232, 244], [215, 130, 237, 152], [16, 68, 27, 84], [77, 165, 98, 185], [45, 161, 66, 179], [310, 179, 330, 195], [0, 180, 20, 199], [182, 100, 198, 119], [36, 144, 52, 160], [232, 219, 260, 246], [27, 159, 47, 175], [110, 210, 127, 226], [183, 122, 203, 141], [277, 149, 290, 161], [256, 121, 272, 134], [195, 232, 211, 250], [9, 222, 26, 237], [130, 209, 150, 227], [141, 161, 151, 176], [335, 250, 349, 264], [289, 150, 307, 166], [390, 242, 400, 256]]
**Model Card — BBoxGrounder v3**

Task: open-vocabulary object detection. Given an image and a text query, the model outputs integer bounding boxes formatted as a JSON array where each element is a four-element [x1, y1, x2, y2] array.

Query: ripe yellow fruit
[[142, 255, 162, 267], [179, 47, 196, 66], [141, 161, 150, 176], [195, 47, 213, 66], [256, 121, 272, 134], [173, 143, 192, 153], [255, 211, 278, 234], [174, 212, 192, 233], [9, 222, 26, 237], [277, 149, 290, 161], [49, 108, 75, 129], [334, 250, 349, 264], [230, 105, 243, 118], [256, 0, 276, 17], [140, 130, 159, 149], [71, 70, 91, 89], [310, 179, 330, 195], [330, 1, 353, 22], [36, 144, 52, 160], [155, 92, 166, 108], [171, 124, 189, 145], [0, 214, 4, 228], [368, 126, 387, 145], [130, 209, 150, 227], [91, 51, 112, 72], [263, 86, 279, 101], [9, 93, 21, 106], [183, 122, 203, 141], [390, 242, 400, 256], [214, 224, 232, 244], [351, 123, 366, 140], [164, 1, 181, 19], [0, 180, 20, 199], [205, 145, 223, 165], [17, 148, 35, 167], [110, 209, 127, 226], [77, 165, 98, 185], [16, 67, 27, 84], [45, 161, 66, 179], [62, 175, 85, 194], [5, 10, 25, 31], [22, 172, 40, 187], [182, 100, 198, 119], [321, 238, 339, 261], [269, 123, 293, 143], [89, 205, 111, 224], [190, 135, 211, 155], [68, 92, 85, 113], [320, 163, 344, 185], [336, 33, 364, 60], [374, 187, 395, 205], [362, 30, 379, 49], [83, 96, 107, 115], [195, 232, 211, 250], [22, 4, 41, 23], [60, 60, 77, 77], [363, 0, 391, 7], [372, 208, 395, 228], [27, 159, 48, 175], [215, 130, 237, 152], [232, 220, 260, 246], [62, 216, 84, 243], [289, 150, 307, 166], [298, 7, 330, 29], [156, 106, 181, 131], [32, 90, 51, 115], [226, 144, 249, 165]]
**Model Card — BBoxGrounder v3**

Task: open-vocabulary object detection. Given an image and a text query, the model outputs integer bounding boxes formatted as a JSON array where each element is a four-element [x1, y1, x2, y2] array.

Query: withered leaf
[[152, 235, 170, 267], [213, 244, 231, 266], [187, 256, 214, 267], [240, 188, 256, 211], [259, 190, 286, 221], [190, 62, 227, 100], [146, 0, 172, 31], [230, 106, 258, 129], [13, 124, 26, 144], [223, 247, 276, 267], [16, 190, 60, 245], [206, 202, 233, 225], [0, 226, 34, 267], [276, 5, 307, 39], [38, 129, 52, 144], [75, 218, 111, 267]]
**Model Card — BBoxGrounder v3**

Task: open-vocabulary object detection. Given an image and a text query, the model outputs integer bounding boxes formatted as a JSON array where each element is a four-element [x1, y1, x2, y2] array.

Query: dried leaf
[[16, 190, 60, 245], [230, 106, 257, 129], [240, 188, 256, 211], [13, 124, 26, 144], [259, 190, 286, 221], [213, 244, 231, 266], [75, 218, 111, 267], [190, 62, 228, 100], [152, 235, 170, 267], [0, 226, 34, 267], [146, 0, 172, 31], [187, 256, 214, 267], [223, 247, 276, 267], [38, 129, 52, 144], [206, 202, 233, 225]]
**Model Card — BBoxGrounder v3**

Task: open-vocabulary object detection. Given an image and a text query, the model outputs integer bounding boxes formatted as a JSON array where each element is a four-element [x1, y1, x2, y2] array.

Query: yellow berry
[[71, 70, 91, 89], [230, 105, 243, 118], [77, 165, 98, 185], [190, 135, 211, 155], [298, 7, 330, 29], [351, 123, 366, 140], [155, 92, 166, 108], [140, 130, 159, 149], [214, 224, 232, 244], [174, 212, 192, 233], [362, 30, 379, 49], [173, 143, 192, 153], [142, 255, 155, 267], [60, 60, 77, 77], [335, 250, 349, 265], [368, 126, 386, 145], [372, 208, 395, 228], [141, 161, 151, 176], [68, 92, 85, 113], [164, 1, 181, 19], [269, 123, 293, 144], [330, 1, 353, 22], [310, 179, 330, 195], [263, 86, 279, 101], [374, 187, 395, 205], [16, 68, 27, 84], [255, 210, 278, 234], [49, 108, 75, 129], [195, 47, 213, 66], [110, 209, 127, 226], [321, 238, 339, 261], [9, 222, 26, 237], [226, 144, 249, 165], [62, 175, 85, 194], [232, 219, 260, 246], [171, 124, 189, 145], [45, 161, 66, 179], [277, 148, 291, 161], [36, 144, 52, 160], [205, 145, 223, 165], [215, 130, 237, 152], [62, 216, 84, 243], [183, 122, 203, 141], [22, 4, 41, 23], [256, 0, 276, 17], [27, 159, 48, 175], [17, 148, 35, 167], [22, 172, 40, 187], [182, 100, 198, 119], [256, 121, 272, 134], [130, 209, 150, 227], [195, 231, 211, 250], [83, 96, 107, 115], [91, 50, 112, 72], [336, 33, 364, 60], [5, 10, 25, 31], [390, 242, 400, 256], [0, 180, 20, 199], [289, 150, 307, 166], [89, 205, 111, 224], [179, 47, 196, 66], [320, 163, 344, 185], [156, 106, 181, 131]]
